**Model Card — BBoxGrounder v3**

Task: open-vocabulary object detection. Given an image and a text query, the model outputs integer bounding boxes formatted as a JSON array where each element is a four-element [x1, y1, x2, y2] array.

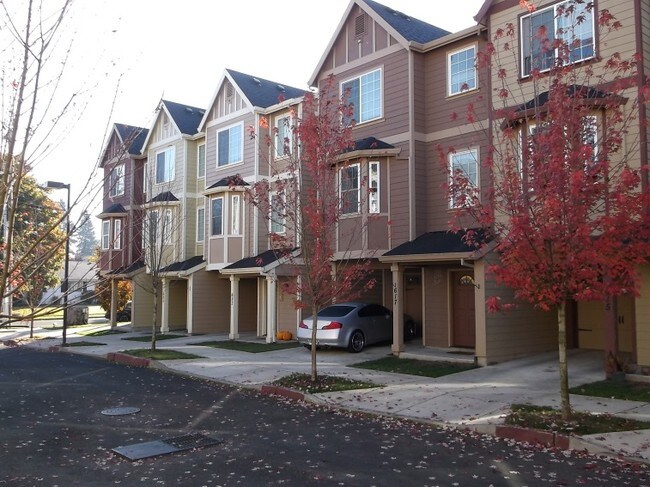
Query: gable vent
[[226, 83, 234, 98], [355, 13, 366, 37]]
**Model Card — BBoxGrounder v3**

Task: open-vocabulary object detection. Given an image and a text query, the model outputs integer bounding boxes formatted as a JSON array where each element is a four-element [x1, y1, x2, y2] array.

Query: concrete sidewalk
[[3, 320, 650, 464]]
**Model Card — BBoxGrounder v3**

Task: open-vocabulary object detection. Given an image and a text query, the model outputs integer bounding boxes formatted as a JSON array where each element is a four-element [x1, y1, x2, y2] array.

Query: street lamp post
[[45, 181, 70, 346]]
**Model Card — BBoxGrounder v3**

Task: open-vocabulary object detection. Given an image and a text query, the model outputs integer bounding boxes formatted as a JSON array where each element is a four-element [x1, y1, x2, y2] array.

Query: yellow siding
[[190, 270, 230, 334], [636, 265, 650, 366]]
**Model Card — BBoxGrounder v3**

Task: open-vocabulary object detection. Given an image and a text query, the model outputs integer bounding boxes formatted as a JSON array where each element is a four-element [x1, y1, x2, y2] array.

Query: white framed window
[[147, 208, 173, 247], [231, 194, 241, 235], [155, 146, 175, 184], [211, 197, 223, 236], [270, 192, 285, 234], [448, 45, 477, 96], [197, 143, 206, 178], [217, 123, 243, 166], [148, 210, 159, 248], [162, 208, 172, 245], [101, 220, 110, 250], [109, 164, 125, 197], [520, 0, 594, 78], [275, 115, 292, 158], [340, 163, 360, 214], [369, 161, 380, 214], [341, 68, 382, 125], [113, 219, 122, 250], [196, 207, 205, 242], [449, 149, 479, 208]]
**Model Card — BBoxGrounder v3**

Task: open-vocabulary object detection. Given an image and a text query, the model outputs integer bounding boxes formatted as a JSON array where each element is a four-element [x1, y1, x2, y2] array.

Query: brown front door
[[452, 271, 476, 348]]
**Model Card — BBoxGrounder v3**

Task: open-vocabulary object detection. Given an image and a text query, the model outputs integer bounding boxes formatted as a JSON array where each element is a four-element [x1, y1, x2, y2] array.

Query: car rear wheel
[[348, 330, 365, 353]]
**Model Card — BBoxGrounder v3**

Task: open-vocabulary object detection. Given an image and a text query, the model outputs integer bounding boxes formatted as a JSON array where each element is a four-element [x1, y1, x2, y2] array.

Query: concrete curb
[[106, 352, 150, 368]]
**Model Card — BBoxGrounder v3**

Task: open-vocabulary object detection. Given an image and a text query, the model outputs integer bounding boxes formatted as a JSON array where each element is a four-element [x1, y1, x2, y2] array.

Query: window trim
[[369, 161, 380, 214], [449, 148, 479, 209], [197, 143, 206, 179], [210, 196, 224, 236], [519, 0, 595, 78], [340, 163, 361, 215], [231, 194, 241, 236], [109, 164, 125, 197], [155, 146, 175, 184], [270, 192, 286, 234], [196, 206, 205, 242], [101, 220, 110, 250], [275, 115, 292, 159], [447, 44, 478, 97], [113, 219, 122, 250], [340, 68, 383, 125], [216, 122, 244, 167]]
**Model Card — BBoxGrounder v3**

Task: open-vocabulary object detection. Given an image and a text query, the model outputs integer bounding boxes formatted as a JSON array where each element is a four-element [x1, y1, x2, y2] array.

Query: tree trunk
[[558, 301, 571, 420], [310, 303, 318, 382], [151, 284, 158, 352], [29, 312, 34, 339]]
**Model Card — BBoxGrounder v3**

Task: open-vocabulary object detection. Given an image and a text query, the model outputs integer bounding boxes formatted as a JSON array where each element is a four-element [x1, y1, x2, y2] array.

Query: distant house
[[39, 259, 99, 305]]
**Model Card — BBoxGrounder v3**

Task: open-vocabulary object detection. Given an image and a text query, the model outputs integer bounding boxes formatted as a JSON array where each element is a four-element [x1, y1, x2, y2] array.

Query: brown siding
[[367, 215, 389, 250], [423, 267, 451, 347], [338, 217, 363, 251], [636, 265, 650, 367], [277, 278, 298, 334], [238, 278, 257, 332], [388, 159, 410, 247]]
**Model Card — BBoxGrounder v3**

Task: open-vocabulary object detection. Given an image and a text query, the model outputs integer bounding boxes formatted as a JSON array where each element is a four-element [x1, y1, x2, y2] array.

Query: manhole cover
[[112, 433, 222, 461], [101, 407, 141, 416]]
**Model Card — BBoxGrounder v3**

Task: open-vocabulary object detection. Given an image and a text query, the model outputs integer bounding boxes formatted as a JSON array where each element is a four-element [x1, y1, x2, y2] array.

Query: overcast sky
[[22, 0, 485, 226]]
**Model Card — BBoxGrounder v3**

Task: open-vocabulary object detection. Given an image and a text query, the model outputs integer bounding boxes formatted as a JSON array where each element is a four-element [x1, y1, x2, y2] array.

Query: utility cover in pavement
[[101, 407, 141, 416], [112, 433, 222, 461]]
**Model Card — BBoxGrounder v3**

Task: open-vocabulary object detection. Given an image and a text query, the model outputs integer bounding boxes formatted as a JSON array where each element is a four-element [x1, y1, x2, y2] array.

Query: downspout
[[408, 50, 416, 240]]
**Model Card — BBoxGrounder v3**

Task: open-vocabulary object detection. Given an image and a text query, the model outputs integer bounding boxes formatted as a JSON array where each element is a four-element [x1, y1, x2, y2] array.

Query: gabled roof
[[227, 69, 306, 109], [364, 0, 450, 43], [162, 99, 206, 136], [141, 99, 206, 151], [114, 124, 149, 156], [98, 203, 127, 218], [148, 191, 179, 203], [350, 137, 394, 151], [206, 174, 249, 191], [309, 0, 449, 85], [198, 69, 306, 131]]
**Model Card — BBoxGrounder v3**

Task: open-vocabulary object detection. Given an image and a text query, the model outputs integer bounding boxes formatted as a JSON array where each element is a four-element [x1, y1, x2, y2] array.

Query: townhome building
[[135, 99, 217, 334], [198, 69, 306, 342], [97, 123, 148, 325], [474, 0, 650, 369]]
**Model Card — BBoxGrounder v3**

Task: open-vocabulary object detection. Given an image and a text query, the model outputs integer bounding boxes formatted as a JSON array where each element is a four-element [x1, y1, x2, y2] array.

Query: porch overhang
[[105, 260, 145, 279], [379, 230, 488, 264], [220, 248, 300, 276], [97, 203, 127, 219], [160, 256, 206, 278]]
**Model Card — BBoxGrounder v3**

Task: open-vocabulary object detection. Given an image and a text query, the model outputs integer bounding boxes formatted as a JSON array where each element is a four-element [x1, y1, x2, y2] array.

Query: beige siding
[[204, 113, 255, 184], [168, 279, 187, 331], [131, 272, 160, 331], [277, 278, 298, 334], [191, 270, 230, 334], [636, 265, 650, 366]]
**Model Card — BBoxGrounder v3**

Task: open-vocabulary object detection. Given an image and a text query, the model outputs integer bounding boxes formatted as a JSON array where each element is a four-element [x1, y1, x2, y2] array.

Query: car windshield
[[317, 305, 355, 317]]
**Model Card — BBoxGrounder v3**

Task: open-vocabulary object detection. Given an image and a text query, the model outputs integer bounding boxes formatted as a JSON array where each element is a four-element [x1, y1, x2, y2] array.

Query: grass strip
[[195, 340, 300, 353], [273, 373, 380, 393], [64, 341, 106, 347], [352, 356, 477, 378], [570, 379, 650, 402], [506, 404, 650, 435], [122, 334, 186, 342], [122, 349, 203, 360]]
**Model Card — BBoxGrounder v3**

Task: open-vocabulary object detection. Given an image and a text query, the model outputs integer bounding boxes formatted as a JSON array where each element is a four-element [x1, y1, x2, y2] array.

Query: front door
[[452, 271, 476, 348]]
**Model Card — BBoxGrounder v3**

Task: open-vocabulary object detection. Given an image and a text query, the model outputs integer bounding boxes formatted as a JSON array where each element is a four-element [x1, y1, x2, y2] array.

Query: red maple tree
[[248, 77, 376, 380], [443, 1, 650, 419]]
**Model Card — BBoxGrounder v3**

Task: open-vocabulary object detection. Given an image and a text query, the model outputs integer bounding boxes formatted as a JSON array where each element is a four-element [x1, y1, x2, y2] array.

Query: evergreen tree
[[75, 211, 98, 260]]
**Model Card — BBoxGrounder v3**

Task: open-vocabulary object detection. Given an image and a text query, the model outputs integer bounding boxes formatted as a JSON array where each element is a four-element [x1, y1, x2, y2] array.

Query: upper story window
[[161, 112, 173, 139], [449, 148, 479, 208], [231, 194, 241, 235], [197, 143, 206, 178], [340, 163, 360, 215], [211, 197, 223, 236], [342, 68, 382, 125], [101, 220, 110, 250], [217, 123, 243, 167], [520, 0, 594, 78], [270, 192, 285, 234], [448, 45, 477, 96], [147, 209, 173, 247], [275, 115, 292, 158], [196, 207, 205, 242], [113, 219, 122, 250], [369, 161, 380, 214], [155, 146, 175, 184], [109, 164, 124, 197]]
